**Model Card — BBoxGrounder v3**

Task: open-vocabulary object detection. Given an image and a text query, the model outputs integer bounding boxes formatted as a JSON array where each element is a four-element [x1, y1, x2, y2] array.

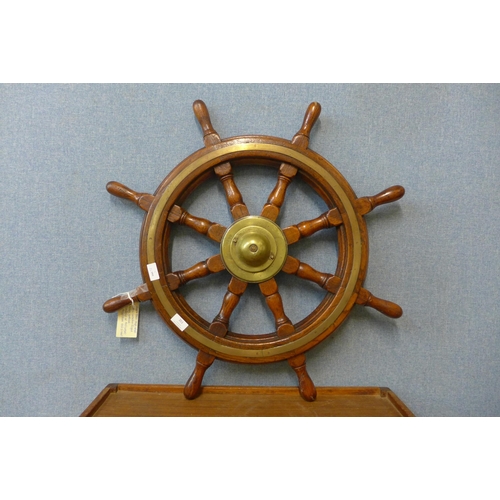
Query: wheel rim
[[140, 137, 368, 363]]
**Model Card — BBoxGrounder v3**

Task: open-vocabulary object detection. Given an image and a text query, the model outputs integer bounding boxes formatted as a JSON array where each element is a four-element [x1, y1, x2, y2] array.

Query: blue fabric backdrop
[[1, 83, 499, 416]]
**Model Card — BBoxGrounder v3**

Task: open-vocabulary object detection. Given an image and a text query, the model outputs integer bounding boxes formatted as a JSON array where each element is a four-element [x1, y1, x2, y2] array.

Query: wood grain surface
[[81, 384, 414, 417]]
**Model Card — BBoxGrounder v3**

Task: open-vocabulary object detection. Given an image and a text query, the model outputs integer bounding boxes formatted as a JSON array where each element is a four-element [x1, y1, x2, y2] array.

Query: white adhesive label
[[171, 313, 188, 332], [147, 262, 160, 281], [116, 303, 140, 338]]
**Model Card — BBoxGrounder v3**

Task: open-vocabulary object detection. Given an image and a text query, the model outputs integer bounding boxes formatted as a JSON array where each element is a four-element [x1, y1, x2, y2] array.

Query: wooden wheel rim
[[140, 136, 368, 363]]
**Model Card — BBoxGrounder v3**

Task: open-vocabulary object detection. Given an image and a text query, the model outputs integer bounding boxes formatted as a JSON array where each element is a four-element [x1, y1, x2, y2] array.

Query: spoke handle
[[357, 288, 403, 318], [106, 181, 153, 211], [357, 185, 405, 215], [103, 284, 151, 313], [288, 354, 317, 402], [103, 295, 134, 313], [368, 185, 405, 208], [184, 351, 215, 400], [293, 102, 321, 147], [193, 100, 220, 145]]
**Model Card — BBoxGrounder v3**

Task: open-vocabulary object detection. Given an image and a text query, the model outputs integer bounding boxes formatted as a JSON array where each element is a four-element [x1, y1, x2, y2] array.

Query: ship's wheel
[[103, 100, 404, 401]]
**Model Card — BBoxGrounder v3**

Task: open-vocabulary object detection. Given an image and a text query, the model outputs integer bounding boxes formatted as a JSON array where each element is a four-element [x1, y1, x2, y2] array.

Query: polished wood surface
[[183, 351, 215, 400], [355, 185, 405, 216], [259, 278, 295, 337], [167, 205, 226, 242], [282, 207, 343, 244], [287, 354, 317, 402], [193, 99, 221, 146], [209, 277, 248, 337], [81, 384, 414, 417], [283, 255, 340, 293], [356, 287, 403, 318], [103, 283, 151, 313], [166, 254, 225, 290], [106, 181, 154, 211]]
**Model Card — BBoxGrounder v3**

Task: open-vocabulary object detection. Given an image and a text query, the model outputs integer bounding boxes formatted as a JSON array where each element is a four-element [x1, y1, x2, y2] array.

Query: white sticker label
[[171, 313, 188, 332], [116, 303, 140, 338], [147, 262, 160, 281]]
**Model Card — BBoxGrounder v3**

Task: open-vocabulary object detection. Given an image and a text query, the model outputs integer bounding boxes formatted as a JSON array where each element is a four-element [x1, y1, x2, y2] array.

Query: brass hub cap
[[220, 216, 288, 283]]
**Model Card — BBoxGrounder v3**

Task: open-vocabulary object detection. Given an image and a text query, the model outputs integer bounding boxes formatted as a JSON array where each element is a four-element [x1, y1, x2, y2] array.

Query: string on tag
[[126, 291, 136, 309], [111, 291, 136, 309]]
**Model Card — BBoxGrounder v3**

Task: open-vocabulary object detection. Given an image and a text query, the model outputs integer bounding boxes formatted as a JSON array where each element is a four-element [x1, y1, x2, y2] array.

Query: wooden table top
[[81, 384, 414, 417]]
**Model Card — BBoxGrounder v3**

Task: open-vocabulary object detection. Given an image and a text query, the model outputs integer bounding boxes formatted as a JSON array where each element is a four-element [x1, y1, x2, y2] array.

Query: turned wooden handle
[[366, 295, 403, 318], [193, 100, 220, 143], [288, 354, 317, 402], [103, 284, 151, 313], [357, 288, 403, 318], [356, 185, 405, 215], [184, 351, 215, 400], [106, 181, 153, 211], [368, 185, 405, 208], [294, 102, 321, 143], [103, 295, 133, 313]]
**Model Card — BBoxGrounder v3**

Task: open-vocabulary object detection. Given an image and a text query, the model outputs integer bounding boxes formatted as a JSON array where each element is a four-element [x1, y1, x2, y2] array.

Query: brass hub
[[220, 216, 288, 283]]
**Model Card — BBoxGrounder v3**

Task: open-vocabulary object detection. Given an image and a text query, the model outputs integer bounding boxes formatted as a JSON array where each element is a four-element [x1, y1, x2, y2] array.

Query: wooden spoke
[[356, 288, 403, 318], [209, 277, 248, 337], [282, 207, 343, 245], [282, 185, 404, 244], [103, 283, 152, 313], [184, 350, 215, 400], [355, 185, 405, 216], [259, 278, 295, 337], [167, 205, 226, 243], [214, 162, 250, 220], [283, 255, 402, 318], [261, 163, 298, 221], [193, 99, 249, 220], [288, 353, 317, 402], [166, 254, 225, 290], [282, 256, 341, 294], [261, 103, 321, 221], [106, 181, 154, 211]]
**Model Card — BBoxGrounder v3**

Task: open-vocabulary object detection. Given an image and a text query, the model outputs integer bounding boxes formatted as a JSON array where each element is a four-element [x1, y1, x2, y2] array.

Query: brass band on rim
[[145, 142, 362, 359]]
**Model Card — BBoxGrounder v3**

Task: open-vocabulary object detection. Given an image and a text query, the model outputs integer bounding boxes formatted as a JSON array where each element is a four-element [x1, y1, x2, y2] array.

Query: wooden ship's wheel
[[103, 101, 405, 401]]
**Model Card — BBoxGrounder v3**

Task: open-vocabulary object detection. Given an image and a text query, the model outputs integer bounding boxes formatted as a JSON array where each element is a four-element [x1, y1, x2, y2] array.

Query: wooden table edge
[[81, 384, 414, 417]]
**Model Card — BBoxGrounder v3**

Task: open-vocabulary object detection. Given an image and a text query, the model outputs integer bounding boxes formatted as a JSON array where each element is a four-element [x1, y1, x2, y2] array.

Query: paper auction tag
[[147, 262, 160, 281], [171, 313, 188, 332], [116, 303, 140, 338]]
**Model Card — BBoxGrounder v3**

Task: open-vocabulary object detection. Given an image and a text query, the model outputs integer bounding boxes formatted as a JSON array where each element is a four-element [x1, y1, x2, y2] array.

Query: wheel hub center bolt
[[236, 231, 271, 267]]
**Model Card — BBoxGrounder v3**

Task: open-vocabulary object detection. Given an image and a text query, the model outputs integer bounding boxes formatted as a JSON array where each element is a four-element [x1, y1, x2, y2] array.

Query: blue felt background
[[1, 83, 499, 416]]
